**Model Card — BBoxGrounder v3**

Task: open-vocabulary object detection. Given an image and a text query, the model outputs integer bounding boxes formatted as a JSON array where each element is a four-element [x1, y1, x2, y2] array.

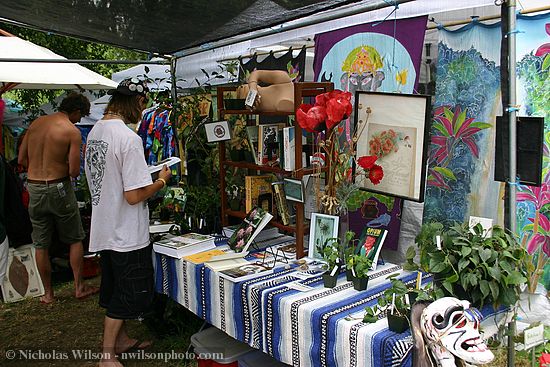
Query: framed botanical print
[[308, 213, 339, 260], [354, 91, 431, 202]]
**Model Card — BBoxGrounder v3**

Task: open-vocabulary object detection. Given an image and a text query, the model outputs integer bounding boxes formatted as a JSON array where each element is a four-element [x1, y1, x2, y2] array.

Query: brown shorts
[[27, 178, 85, 249]]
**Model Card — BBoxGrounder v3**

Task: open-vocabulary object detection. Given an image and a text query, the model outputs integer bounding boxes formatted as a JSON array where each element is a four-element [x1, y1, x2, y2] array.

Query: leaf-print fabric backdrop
[[423, 22, 502, 225], [515, 13, 550, 289], [424, 13, 550, 289]]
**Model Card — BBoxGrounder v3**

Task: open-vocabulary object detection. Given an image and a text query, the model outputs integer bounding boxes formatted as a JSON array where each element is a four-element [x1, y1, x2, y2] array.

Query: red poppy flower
[[315, 93, 330, 107], [368, 164, 384, 185], [357, 155, 378, 170], [325, 93, 352, 129], [296, 103, 326, 132]]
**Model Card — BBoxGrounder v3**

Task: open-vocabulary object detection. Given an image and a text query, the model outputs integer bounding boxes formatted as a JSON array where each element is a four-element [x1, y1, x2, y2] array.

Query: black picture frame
[[353, 91, 431, 202]]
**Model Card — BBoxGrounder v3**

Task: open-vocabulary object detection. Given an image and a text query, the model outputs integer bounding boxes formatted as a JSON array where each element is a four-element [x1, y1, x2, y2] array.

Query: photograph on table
[[308, 213, 339, 260], [354, 91, 430, 202], [283, 177, 305, 202]]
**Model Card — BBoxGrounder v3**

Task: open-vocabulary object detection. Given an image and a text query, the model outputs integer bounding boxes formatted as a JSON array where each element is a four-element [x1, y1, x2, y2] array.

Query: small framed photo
[[205, 120, 232, 142], [283, 177, 305, 202], [308, 213, 339, 260]]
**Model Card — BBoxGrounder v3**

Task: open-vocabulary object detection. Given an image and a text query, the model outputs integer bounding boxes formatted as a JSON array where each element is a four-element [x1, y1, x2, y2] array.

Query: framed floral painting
[[354, 91, 431, 202]]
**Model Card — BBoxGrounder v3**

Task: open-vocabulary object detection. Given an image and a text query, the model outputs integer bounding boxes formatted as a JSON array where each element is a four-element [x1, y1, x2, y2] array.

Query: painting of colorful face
[[420, 297, 494, 366], [318, 33, 417, 95]]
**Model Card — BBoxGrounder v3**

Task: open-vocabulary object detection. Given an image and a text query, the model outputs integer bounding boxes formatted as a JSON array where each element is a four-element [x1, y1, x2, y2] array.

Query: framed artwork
[[283, 177, 305, 203], [308, 213, 339, 260], [354, 91, 431, 202]]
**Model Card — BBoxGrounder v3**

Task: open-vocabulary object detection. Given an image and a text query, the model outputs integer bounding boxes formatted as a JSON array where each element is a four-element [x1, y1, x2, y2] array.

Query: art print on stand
[[354, 91, 430, 202], [308, 213, 339, 260]]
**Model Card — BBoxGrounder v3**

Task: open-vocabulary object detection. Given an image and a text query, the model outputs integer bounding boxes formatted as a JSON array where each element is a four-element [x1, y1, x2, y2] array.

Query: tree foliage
[[0, 22, 147, 119]]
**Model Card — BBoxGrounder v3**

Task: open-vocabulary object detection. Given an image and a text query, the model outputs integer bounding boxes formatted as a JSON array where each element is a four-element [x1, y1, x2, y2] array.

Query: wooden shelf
[[221, 160, 328, 176], [225, 209, 308, 233], [221, 109, 293, 116], [218, 82, 334, 259]]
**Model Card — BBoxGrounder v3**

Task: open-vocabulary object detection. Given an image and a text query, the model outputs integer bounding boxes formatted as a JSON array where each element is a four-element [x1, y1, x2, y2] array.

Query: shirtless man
[[18, 92, 98, 304]]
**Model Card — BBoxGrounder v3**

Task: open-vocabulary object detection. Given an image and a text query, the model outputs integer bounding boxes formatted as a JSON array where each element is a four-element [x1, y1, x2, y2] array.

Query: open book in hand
[[227, 206, 273, 253], [147, 156, 181, 174]]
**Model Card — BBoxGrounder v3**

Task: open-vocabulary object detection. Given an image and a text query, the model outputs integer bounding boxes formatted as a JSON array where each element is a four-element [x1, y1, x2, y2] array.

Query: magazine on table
[[355, 227, 387, 271], [153, 232, 216, 258], [217, 261, 273, 282], [227, 206, 273, 254]]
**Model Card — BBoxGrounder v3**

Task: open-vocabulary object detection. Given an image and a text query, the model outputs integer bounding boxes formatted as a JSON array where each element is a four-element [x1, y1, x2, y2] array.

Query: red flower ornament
[[357, 155, 378, 170], [368, 164, 384, 185], [296, 104, 327, 132]]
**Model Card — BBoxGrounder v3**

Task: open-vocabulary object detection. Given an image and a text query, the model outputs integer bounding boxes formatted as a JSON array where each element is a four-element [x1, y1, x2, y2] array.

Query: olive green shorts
[[27, 179, 85, 249]]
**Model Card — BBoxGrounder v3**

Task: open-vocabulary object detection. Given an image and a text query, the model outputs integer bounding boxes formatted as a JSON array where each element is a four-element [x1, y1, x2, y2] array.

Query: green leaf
[[442, 280, 454, 294], [458, 258, 470, 272], [480, 248, 492, 262], [461, 246, 472, 257], [447, 273, 459, 283], [506, 271, 527, 285], [406, 246, 416, 260], [431, 262, 447, 273], [489, 281, 500, 301], [433, 167, 457, 180], [543, 53, 550, 71], [480, 280, 490, 298], [363, 315, 377, 323], [469, 122, 493, 130], [488, 266, 501, 281]]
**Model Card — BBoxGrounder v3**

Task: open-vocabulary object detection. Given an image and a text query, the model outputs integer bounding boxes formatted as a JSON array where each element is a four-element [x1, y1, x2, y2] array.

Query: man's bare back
[[19, 112, 82, 180]]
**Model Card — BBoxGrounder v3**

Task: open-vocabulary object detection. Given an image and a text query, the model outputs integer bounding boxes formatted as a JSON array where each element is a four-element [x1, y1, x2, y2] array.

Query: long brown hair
[[104, 93, 143, 124]]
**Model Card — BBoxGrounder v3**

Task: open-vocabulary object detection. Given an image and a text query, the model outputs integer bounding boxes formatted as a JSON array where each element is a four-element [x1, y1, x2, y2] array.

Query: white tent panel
[[0, 37, 117, 90]]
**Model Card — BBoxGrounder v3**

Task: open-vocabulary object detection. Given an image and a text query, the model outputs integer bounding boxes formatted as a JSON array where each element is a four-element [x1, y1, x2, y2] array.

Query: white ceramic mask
[[420, 297, 494, 366]]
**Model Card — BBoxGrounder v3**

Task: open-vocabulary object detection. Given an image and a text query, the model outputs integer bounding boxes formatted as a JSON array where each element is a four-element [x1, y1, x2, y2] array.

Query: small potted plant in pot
[[363, 275, 418, 333], [319, 238, 341, 288], [349, 254, 372, 291]]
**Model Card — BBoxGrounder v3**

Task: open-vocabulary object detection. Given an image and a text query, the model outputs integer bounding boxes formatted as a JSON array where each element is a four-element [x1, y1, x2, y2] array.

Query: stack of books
[[153, 232, 216, 259]]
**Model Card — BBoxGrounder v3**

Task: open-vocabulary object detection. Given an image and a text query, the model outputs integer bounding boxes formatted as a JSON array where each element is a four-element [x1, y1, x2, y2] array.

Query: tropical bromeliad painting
[[425, 13, 550, 290], [515, 14, 550, 290]]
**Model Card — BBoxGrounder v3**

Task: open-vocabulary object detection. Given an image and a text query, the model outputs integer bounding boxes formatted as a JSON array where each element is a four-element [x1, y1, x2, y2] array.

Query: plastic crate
[[191, 327, 252, 367], [238, 350, 291, 367]]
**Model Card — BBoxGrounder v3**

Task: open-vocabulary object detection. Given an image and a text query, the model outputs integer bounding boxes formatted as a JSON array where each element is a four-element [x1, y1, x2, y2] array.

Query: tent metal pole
[[176, 0, 415, 58], [169, 56, 180, 157], [0, 58, 168, 65], [506, 0, 517, 366]]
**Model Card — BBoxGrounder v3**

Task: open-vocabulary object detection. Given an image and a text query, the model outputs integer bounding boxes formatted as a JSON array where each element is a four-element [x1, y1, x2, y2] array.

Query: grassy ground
[[0, 272, 203, 366], [0, 271, 545, 367]]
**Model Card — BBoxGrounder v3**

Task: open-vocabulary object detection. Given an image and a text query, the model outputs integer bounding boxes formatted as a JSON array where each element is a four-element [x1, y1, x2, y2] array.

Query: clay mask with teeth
[[420, 297, 494, 366]]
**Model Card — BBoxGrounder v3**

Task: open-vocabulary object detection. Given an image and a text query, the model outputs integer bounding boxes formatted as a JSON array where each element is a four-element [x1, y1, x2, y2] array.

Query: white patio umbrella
[[0, 37, 117, 91]]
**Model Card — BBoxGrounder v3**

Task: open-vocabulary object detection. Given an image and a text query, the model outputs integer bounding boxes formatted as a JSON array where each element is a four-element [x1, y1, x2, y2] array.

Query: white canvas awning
[[0, 37, 117, 90]]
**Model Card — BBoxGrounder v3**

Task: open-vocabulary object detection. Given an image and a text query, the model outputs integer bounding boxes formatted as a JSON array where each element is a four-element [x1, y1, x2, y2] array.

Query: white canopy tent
[[0, 36, 117, 91]]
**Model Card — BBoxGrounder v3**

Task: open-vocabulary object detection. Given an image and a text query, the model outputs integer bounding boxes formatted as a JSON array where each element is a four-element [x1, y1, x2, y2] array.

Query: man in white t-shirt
[[85, 78, 171, 367]]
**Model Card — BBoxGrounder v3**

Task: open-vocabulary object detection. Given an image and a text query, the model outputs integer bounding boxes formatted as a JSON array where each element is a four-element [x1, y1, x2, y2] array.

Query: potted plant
[[348, 254, 372, 291], [404, 222, 529, 308], [363, 275, 419, 333], [319, 238, 341, 288]]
